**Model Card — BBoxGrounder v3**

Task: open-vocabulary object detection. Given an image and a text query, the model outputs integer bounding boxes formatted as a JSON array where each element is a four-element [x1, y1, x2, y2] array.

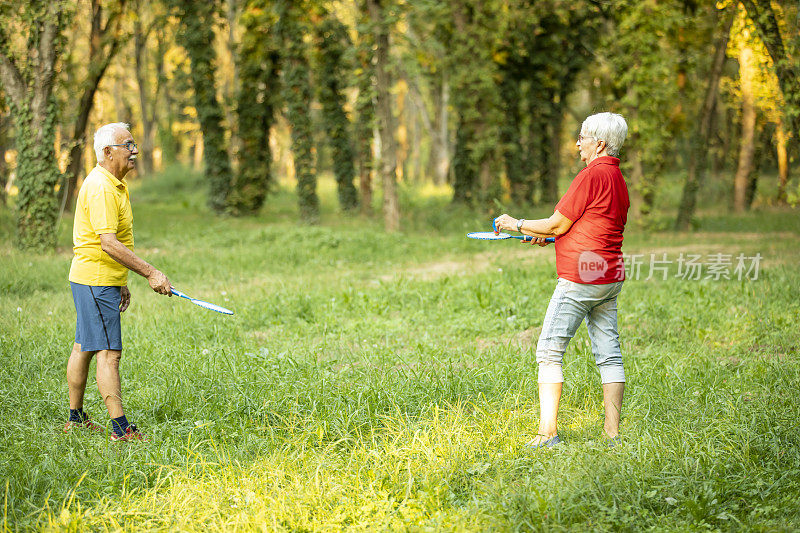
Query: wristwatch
[[516, 219, 525, 232]]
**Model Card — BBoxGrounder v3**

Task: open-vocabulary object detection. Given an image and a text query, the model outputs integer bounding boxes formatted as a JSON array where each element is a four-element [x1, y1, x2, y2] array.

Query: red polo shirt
[[554, 156, 629, 284]]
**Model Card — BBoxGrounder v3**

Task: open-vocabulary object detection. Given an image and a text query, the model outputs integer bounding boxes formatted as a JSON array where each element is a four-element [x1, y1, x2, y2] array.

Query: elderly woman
[[495, 112, 629, 448]]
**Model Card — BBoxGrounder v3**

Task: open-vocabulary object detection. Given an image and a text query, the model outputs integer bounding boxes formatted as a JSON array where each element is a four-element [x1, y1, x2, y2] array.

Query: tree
[[63, 0, 128, 209], [366, 0, 399, 231], [353, 14, 376, 215], [675, 6, 735, 230], [740, 0, 800, 141], [229, 0, 281, 215], [0, 1, 66, 250], [133, 0, 167, 177], [277, 1, 319, 222], [0, 90, 7, 207], [733, 37, 757, 212], [171, 0, 233, 213], [447, 0, 502, 208], [314, 9, 359, 211]]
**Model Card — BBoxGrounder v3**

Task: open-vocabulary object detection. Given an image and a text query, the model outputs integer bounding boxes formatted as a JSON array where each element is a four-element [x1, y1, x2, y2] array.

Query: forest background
[[0, 0, 798, 248]]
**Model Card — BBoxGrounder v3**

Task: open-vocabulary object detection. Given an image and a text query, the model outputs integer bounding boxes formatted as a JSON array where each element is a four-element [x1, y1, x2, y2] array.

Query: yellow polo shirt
[[68, 165, 134, 286]]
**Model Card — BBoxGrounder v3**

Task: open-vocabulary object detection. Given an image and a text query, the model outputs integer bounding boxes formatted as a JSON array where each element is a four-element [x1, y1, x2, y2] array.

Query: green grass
[[1, 166, 800, 531]]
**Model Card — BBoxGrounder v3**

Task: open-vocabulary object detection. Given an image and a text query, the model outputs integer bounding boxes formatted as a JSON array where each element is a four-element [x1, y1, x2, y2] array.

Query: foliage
[[170, 0, 233, 213], [229, 0, 281, 216], [2, 168, 800, 529], [314, 11, 359, 212]]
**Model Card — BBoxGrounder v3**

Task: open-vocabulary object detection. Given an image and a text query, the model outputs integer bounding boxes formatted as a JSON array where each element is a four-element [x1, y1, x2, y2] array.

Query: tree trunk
[[628, 144, 645, 219], [675, 8, 734, 229], [367, 0, 399, 232], [230, 1, 279, 216], [279, 3, 319, 222], [734, 44, 756, 212], [315, 15, 358, 211], [452, 117, 476, 205], [173, 0, 233, 213], [501, 75, 526, 205], [354, 19, 375, 216], [155, 28, 178, 166], [434, 75, 450, 186], [0, 111, 7, 206], [740, 0, 800, 141], [134, 17, 155, 177], [775, 117, 790, 204], [0, 2, 65, 250], [63, 0, 126, 210], [544, 98, 562, 204]]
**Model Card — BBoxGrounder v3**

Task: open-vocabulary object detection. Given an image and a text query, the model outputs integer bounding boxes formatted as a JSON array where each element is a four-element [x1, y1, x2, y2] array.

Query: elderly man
[[495, 112, 630, 449], [66, 122, 171, 442]]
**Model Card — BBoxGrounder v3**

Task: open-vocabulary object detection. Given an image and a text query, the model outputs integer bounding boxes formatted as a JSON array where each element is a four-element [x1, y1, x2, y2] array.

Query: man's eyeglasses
[[577, 134, 596, 144], [107, 141, 138, 152]]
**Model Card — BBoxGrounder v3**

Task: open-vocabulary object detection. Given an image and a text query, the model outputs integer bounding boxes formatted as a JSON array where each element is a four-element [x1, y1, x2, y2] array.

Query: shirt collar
[[586, 156, 620, 170], [96, 164, 127, 189]]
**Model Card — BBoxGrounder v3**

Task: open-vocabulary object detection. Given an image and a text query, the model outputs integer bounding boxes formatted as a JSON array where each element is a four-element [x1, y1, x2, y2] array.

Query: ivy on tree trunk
[[315, 13, 358, 212], [278, 1, 319, 222], [0, 1, 65, 251], [229, 0, 280, 216], [172, 0, 233, 214]]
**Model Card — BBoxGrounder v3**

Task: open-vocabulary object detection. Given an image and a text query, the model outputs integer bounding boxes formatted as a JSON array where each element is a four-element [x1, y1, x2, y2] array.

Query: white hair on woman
[[581, 113, 628, 157], [93, 122, 130, 162]]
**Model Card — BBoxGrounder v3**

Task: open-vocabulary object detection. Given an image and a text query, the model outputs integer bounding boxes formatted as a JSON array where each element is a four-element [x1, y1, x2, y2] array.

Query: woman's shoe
[[526, 435, 562, 449]]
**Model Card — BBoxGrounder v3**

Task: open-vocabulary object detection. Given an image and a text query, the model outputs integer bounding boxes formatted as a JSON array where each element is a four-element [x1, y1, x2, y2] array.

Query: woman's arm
[[494, 210, 574, 238]]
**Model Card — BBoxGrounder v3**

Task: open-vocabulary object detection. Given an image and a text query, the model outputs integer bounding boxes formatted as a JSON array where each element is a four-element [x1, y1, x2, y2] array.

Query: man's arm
[[99, 233, 171, 295]]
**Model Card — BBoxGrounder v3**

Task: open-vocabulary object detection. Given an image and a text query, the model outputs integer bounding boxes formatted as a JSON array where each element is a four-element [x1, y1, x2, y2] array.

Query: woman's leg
[[533, 279, 589, 444], [586, 282, 625, 437], [601, 382, 624, 438], [535, 382, 563, 441]]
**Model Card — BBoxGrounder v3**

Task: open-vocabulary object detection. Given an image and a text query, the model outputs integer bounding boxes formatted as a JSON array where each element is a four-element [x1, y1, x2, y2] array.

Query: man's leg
[[67, 343, 95, 409], [96, 349, 124, 419], [602, 382, 624, 438]]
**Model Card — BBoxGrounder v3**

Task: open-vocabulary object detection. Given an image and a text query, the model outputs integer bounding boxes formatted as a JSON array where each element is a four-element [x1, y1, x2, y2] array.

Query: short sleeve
[[555, 171, 593, 222], [87, 188, 120, 235]]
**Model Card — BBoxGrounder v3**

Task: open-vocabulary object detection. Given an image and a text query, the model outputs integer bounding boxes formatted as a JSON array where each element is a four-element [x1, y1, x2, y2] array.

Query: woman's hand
[[524, 236, 552, 247], [494, 214, 518, 233]]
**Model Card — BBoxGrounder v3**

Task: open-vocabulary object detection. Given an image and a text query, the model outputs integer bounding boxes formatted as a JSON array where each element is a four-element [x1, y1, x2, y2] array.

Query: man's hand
[[120, 286, 131, 312], [494, 214, 518, 233], [148, 270, 172, 295]]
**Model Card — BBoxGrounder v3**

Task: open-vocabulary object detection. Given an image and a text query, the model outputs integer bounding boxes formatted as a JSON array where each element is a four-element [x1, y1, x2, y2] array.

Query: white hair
[[581, 112, 628, 157], [93, 122, 131, 162]]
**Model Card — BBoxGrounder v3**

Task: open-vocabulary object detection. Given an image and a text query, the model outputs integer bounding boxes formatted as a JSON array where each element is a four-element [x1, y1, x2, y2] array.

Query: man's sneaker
[[63, 417, 105, 433], [110, 424, 149, 442]]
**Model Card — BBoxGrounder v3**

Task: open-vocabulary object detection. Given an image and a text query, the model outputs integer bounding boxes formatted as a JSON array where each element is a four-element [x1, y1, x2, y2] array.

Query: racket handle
[[520, 236, 555, 243], [170, 287, 189, 299]]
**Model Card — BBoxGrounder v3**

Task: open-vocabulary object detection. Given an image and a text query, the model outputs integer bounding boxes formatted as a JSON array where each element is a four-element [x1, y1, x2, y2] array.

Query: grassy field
[[1, 167, 799, 531]]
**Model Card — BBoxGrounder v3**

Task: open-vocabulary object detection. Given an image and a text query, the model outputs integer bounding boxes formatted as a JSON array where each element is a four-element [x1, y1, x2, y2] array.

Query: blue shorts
[[70, 282, 123, 351]]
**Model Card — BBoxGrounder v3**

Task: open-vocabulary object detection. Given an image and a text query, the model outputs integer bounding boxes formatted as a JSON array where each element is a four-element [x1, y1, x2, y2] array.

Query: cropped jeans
[[536, 278, 625, 384]]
